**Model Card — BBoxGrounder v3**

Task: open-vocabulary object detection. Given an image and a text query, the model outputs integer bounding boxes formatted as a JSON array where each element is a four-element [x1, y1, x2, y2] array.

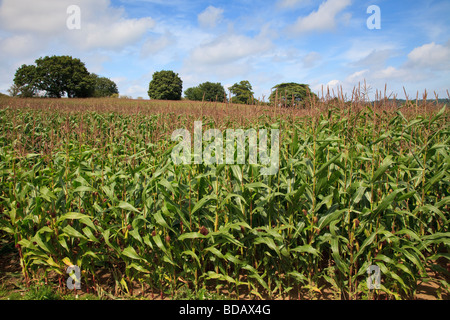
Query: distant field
[[0, 96, 448, 300]]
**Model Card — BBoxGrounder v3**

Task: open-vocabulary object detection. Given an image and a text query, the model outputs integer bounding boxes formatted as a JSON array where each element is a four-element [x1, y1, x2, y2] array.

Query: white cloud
[[0, 34, 44, 59], [406, 41, 450, 70], [288, 0, 351, 34], [302, 52, 321, 68], [140, 30, 175, 57], [346, 69, 369, 83], [187, 33, 273, 66], [352, 49, 395, 68], [327, 79, 340, 87], [80, 18, 155, 50], [198, 6, 224, 28], [277, 0, 311, 9], [0, 0, 156, 51], [0, 0, 68, 34]]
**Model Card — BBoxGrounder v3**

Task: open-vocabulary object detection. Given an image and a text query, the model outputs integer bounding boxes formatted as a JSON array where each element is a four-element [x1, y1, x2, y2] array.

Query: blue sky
[[0, 0, 449, 100]]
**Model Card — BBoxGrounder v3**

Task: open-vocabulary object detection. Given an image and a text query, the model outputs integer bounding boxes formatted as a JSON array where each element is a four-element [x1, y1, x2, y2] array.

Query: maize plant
[[0, 96, 448, 299]]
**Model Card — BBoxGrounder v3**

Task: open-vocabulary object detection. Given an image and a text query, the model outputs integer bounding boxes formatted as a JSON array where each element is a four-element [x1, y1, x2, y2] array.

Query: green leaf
[[129, 228, 143, 244], [242, 265, 269, 291], [57, 212, 90, 222], [318, 208, 346, 230], [154, 209, 175, 233], [127, 263, 150, 273], [372, 155, 393, 183], [62, 225, 86, 239], [122, 246, 142, 260], [82, 227, 99, 242], [291, 245, 319, 257], [178, 232, 207, 241], [73, 186, 96, 193], [352, 186, 367, 205], [373, 188, 404, 214], [354, 230, 378, 260], [33, 234, 52, 253], [245, 182, 271, 190], [254, 236, 280, 256], [315, 153, 340, 178], [231, 165, 243, 183], [205, 246, 225, 259], [182, 250, 201, 267], [117, 201, 140, 213], [191, 194, 217, 215], [287, 271, 307, 283]]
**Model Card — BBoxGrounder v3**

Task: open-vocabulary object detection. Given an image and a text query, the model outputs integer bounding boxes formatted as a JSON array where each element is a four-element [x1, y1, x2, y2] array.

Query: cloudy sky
[[0, 0, 449, 100]]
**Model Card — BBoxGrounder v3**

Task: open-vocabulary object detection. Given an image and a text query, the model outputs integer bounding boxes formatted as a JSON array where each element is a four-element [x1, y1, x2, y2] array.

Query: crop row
[[0, 100, 449, 299]]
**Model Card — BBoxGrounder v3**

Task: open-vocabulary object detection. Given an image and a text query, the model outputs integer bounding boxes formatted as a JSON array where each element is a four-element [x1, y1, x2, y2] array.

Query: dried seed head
[[312, 216, 318, 224], [199, 226, 209, 236], [240, 226, 245, 233], [16, 202, 20, 208], [103, 199, 107, 203], [80, 208, 85, 214], [165, 235, 170, 243], [302, 209, 307, 216], [354, 218, 360, 228], [127, 224, 132, 230], [151, 230, 156, 237]]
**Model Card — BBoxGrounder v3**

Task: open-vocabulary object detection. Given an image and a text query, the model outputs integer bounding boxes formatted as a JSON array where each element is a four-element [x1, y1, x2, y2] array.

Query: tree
[[269, 83, 317, 107], [35, 55, 94, 98], [12, 55, 94, 98], [185, 82, 226, 102], [229, 80, 254, 104], [148, 70, 183, 100], [90, 74, 119, 97], [12, 64, 38, 97], [184, 87, 203, 101]]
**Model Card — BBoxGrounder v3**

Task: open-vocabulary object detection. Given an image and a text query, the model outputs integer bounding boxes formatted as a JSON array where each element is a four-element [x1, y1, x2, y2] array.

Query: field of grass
[[0, 95, 448, 300]]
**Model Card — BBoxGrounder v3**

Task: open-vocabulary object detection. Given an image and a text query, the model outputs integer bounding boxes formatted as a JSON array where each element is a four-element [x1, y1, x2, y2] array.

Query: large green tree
[[184, 81, 226, 102], [11, 64, 38, 97], [12, 55, 94, 98], [90, 74, 119, 97], [228, 80, 254, 104], [35, 55, 94, 98], [269, 83, 317, 107], [184, 87, 203, 101], [148, 70, 183, 100]]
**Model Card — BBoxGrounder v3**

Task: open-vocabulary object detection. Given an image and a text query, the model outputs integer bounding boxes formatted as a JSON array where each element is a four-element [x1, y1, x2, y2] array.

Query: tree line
[[9, 55, 317, 106], [10, 56, 118, 98]]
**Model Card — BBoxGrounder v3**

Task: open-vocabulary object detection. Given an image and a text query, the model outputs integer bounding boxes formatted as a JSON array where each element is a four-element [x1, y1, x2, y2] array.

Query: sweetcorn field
[[0, 96, 448, 299]]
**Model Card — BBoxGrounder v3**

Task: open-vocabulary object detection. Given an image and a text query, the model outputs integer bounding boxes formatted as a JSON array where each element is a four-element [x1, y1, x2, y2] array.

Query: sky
[[0, 0, 449, 101]]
